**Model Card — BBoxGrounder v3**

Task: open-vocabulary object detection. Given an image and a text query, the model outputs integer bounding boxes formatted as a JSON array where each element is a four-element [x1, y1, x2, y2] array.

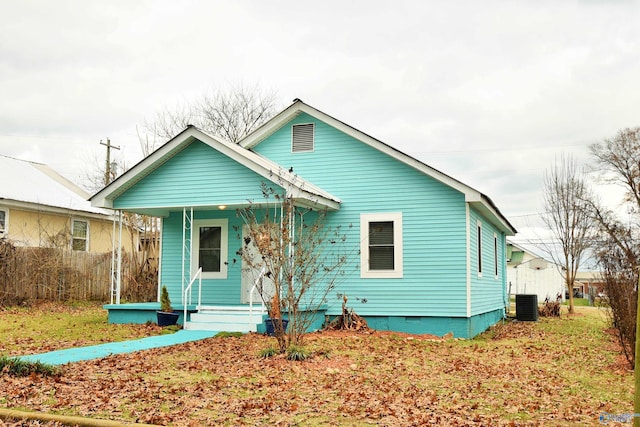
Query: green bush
[[258, 346, 279, 359], [286, 344, 310, 361]]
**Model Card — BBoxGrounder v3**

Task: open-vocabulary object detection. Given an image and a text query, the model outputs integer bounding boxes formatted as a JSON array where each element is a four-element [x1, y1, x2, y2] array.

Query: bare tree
[[143, 83, 279, 143], [542, 154, 594, 314], [589, 199, 638, 366], [591, 127, 640, 208], [237, 182, 354, 353], [588, 127, 640, 369]]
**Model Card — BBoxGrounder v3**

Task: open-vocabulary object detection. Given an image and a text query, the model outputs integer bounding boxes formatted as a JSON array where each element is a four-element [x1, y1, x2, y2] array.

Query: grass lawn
[[0, 301, 163, 357], [0, 303, 633, 426]]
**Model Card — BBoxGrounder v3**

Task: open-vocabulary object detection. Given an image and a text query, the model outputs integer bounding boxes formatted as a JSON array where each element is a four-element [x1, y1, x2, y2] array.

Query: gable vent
[[292, 123, 314, 153]]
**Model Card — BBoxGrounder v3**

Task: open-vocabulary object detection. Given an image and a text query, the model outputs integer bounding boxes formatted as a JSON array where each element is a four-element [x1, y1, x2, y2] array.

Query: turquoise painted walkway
[[20, 330, 219, 366]]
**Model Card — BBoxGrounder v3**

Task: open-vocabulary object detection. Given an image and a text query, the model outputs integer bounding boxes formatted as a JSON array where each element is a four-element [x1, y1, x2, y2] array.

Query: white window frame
[[494, 232, 499, 279], [360, 212, 403, 278], [0, 208, 8, 236], [71, 218, 89, 251], [192, 219, 228, 279], [291, 123, 315, 153], [477, 220, 483, 277]]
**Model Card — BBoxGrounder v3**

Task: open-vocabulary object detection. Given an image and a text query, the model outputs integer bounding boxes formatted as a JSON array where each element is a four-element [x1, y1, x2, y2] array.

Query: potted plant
[[264, 293, 288, 336], [157, 285, 179, 327]]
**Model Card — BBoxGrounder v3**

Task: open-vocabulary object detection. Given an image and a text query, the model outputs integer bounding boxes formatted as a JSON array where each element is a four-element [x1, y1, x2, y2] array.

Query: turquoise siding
[[111, 112, 509, 336], [114, 140, 271, 209], [161, 209, 247, 305], [253, 113, 469, 318], [363, 308, 503, 338], [469, 207, 507, 316]]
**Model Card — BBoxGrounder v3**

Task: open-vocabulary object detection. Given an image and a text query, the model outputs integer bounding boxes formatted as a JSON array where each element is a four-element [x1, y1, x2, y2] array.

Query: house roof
[[240, 99, 517, 235], [0, 155, 111, 217], [506, 239, 553, 264], [90, 126, 341, 212]]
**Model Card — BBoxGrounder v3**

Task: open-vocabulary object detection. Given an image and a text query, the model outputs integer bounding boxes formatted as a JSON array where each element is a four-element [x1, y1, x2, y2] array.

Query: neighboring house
[[0, 155, 134, 252], [507, 241, 564, 303], [92, 99, 516, 338], [574, 271, 605, 299]]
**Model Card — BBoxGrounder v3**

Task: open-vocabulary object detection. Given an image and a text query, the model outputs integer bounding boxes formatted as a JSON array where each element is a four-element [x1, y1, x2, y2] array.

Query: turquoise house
[[91, 99, 516, 338]]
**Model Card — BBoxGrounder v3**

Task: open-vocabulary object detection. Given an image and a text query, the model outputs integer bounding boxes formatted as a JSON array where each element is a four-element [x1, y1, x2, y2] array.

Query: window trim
[[0, 208, 8, 236], [477, 220, 483, 277], [493, 233, 499, 279], [360, 212, 403, 278], [71, 218, 89, 251], [291, 123, 315, 153], [191, 219, 228, 279]]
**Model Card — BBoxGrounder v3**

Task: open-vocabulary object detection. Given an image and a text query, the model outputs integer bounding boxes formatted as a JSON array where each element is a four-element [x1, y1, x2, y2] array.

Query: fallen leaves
[[0, 307, 634, 426]]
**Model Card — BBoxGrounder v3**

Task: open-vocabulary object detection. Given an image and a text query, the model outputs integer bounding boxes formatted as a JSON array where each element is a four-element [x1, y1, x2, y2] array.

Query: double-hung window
[[72, 219, 89, 251], [0, 209, 7, 236], [192, 219, 228, 279], [494, 233, 499, 278], [360, 212, 403, 278], [477, 220, 483, 276]]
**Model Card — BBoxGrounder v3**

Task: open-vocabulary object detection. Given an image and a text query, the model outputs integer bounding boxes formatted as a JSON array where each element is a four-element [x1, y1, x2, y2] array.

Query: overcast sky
[[1, 0, 639, 244]]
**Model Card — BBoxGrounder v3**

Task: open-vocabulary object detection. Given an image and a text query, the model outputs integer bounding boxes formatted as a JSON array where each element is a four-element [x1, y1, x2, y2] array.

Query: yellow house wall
[[4, 208, 137, 253]]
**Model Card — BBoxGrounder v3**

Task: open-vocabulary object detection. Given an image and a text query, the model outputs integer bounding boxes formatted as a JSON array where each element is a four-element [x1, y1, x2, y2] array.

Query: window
[[292, 123, 314, 153], [494, 233, 499, 277], [72, 219, 88, 251], [192, 219, 228, 279], [360, 213, 403, 278], [0, 209, 6, 235], [477, 221, 482, 276]]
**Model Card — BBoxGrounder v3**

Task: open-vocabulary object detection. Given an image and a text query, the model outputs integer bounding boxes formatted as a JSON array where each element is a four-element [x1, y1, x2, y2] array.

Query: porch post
[[110, 213, 116, 305], [181, 207, 193, 304], [289, 201, 295, 289], [116, 210, 123, 304], [181, 207, 186, 304]]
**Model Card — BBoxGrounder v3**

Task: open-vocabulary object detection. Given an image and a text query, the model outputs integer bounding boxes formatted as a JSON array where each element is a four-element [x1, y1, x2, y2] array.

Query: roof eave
[[90, 125, 341, 212]]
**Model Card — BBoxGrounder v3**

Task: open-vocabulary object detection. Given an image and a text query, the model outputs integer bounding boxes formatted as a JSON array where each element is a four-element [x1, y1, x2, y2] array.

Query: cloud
[[0, 0, 638, 242]]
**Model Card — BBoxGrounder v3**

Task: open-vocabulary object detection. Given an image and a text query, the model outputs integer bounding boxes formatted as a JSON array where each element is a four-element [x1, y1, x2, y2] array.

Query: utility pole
[[100, 138, 120, 186]]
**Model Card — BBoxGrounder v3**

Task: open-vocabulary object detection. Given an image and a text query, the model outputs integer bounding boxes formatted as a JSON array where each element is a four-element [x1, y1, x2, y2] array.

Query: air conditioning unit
[[516, 294, 538, 321]]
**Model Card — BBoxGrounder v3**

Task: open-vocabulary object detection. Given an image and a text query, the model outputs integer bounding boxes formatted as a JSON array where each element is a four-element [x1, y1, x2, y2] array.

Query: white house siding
[[507, 250, 564, 302]]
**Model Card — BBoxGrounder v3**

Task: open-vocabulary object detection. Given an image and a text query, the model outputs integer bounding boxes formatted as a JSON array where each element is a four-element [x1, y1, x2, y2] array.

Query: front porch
[[104, 302, 328, 334]]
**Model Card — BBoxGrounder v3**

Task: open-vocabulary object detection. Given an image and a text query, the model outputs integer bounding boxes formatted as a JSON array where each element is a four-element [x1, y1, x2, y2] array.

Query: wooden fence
[[0, 242, 157, 304]]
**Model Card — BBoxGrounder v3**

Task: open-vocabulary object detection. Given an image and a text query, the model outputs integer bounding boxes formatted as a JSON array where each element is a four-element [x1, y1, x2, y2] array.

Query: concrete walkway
[[20, 330, 219, 365]]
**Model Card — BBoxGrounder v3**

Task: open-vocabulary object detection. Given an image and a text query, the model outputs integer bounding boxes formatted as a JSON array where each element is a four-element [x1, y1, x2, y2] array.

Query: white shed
[[507, 241, 565, 303]]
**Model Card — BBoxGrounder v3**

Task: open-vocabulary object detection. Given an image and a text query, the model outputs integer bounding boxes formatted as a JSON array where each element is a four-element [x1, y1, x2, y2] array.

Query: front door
[[240, 225, 275, 304]]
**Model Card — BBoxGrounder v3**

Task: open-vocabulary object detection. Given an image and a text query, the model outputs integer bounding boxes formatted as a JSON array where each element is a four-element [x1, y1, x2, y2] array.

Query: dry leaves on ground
[[1, 315, 634, 426]]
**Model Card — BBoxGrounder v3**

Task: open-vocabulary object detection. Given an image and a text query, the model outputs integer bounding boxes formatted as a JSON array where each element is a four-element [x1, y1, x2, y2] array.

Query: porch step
[[184, 305, 267, 333]]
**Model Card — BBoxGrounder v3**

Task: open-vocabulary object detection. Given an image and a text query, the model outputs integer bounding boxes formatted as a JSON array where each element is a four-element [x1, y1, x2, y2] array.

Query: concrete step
[[190, 312, 264, 324], [184, 306, 267, 332], [197, 305, 266, 314], [184, 320, 257, 332]]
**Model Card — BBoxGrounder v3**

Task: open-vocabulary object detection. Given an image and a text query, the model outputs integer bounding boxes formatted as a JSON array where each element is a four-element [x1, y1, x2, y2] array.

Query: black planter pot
[[264, 318, 289, 336], [157, 311, 179, 327]]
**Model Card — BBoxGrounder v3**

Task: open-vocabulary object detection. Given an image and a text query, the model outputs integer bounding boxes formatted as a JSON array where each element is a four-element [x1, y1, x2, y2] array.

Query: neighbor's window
[[360, 212, 403, 278], [494, 233, 499, 278], [0, 209, 6, 234], [292, 123, 314, 153], [72, 219, 88, 251], [477, 221, 483, 276], [192, 219, 228, 279]]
